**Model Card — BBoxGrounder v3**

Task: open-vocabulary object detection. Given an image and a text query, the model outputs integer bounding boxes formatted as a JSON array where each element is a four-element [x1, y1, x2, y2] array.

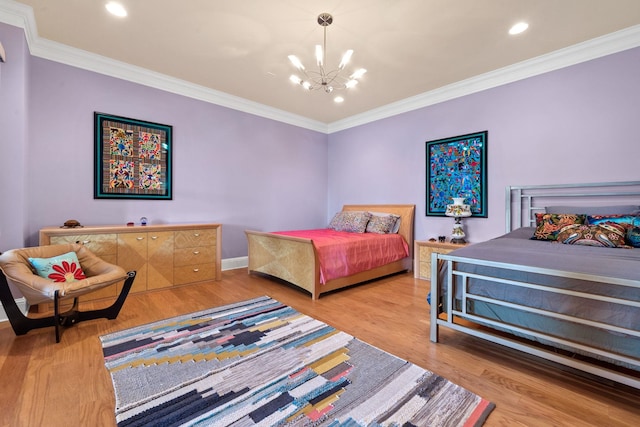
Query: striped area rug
[[101, 296, 494, 426]]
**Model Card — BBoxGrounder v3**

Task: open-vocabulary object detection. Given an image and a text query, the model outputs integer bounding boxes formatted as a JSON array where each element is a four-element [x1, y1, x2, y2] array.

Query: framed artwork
[[94, 112, 172, 200], [425, 131, 487, 217]]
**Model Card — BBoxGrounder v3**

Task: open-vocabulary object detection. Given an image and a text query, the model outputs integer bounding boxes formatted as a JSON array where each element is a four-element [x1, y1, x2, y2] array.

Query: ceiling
[[7, 0, 640, 127]]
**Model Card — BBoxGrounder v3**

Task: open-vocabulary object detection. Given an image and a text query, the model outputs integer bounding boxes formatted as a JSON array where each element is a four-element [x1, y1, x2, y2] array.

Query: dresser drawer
[[174, 246, 215, 267], [50, 233, 117, 257], [174, 263, 216, 285], [174, 229, 216, 249]]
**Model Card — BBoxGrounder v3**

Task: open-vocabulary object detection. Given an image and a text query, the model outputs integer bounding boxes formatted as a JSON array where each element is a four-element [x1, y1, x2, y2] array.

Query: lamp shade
[[445, 203, 472, 217]]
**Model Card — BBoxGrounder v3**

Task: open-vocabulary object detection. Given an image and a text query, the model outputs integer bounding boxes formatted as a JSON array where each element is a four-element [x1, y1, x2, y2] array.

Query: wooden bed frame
[[246, 204, 415, 299], [430, 181, 640, 388]]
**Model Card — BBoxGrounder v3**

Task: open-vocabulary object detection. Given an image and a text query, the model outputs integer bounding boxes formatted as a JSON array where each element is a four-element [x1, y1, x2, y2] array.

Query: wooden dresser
[[414, 240, 468, 280], [39, 223, 221, 305]]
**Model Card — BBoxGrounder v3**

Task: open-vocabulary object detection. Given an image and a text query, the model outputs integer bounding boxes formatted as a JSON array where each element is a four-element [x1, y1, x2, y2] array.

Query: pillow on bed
[[586, 214, 636, 230], [555, 223, 629, 248], [627, 224, 640, 248], [531, 213, 585, 241], [328, 211, 372, 233], [365, 214, 400, 234], [367, 212, 401, 234], [545, 205, 639, 215]]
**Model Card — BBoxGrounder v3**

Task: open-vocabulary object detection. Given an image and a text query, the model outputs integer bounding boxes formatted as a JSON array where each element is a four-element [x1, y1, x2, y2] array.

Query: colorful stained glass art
[[426, 131, 487, 217]]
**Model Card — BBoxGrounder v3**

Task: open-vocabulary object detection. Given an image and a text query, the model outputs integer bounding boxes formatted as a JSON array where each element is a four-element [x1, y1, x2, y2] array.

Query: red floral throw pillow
[[28, 251, 87, 282]]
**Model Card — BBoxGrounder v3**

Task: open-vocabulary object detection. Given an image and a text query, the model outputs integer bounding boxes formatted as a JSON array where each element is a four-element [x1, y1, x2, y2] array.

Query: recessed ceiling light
[[106, 2, 127, 17], [509, 22, 529, 35], [334, 96, 344, 103]]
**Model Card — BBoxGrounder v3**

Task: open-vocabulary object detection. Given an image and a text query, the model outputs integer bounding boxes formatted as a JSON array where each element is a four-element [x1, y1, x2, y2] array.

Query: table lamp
[[445, 197, 472, 244]]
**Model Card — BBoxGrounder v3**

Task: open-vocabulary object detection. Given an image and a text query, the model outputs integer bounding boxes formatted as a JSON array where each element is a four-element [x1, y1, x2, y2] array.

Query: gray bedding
[[437, 227, 640, 366]]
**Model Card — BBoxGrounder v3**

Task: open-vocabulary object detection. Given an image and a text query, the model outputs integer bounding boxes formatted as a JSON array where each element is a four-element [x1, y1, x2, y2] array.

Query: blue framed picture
[[426, 131, 487, 217], [94, 112, 172, 200]]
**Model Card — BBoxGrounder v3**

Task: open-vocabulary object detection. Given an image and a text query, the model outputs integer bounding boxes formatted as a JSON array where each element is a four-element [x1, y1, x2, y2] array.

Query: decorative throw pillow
[[586, 214, 636, 230], [328, 211, 372, 233], [28, 251, 87, 283], [366, 214, 400, 234], [555, 223, 628, 248], [531, 213, 585, 241], [627, 224, 640, 248]]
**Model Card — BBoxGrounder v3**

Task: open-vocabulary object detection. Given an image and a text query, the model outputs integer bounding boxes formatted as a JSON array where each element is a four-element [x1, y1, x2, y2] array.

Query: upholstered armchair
[[0, 243, 136, 342]]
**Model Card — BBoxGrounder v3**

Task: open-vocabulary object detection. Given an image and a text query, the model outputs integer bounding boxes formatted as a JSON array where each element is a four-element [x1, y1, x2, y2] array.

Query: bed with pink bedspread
[[245, 204, 415, 299]]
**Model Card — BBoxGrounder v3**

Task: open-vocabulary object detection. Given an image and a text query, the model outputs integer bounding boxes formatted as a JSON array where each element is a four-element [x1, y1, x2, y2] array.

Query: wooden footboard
[[245, 230, 320, 298], [246, 204, 415, 299]]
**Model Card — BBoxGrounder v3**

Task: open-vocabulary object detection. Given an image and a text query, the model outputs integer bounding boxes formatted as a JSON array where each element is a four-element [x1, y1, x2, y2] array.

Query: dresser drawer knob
[[193, 233, 200, 237], [76, 240, 90, 245], [193, 268, 199, 272], [136, 237, 144, 241], [193, 250, 200, 255], [151, 236, 158, 240]]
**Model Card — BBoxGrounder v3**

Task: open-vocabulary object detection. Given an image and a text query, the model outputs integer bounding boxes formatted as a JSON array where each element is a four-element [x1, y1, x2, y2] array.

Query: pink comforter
[[273, 229, 409, 284]]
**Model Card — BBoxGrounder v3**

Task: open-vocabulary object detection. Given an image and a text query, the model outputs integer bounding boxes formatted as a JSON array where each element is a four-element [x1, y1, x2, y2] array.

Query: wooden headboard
[[506, 181, 640, 232], [341, 204, 416, 257]]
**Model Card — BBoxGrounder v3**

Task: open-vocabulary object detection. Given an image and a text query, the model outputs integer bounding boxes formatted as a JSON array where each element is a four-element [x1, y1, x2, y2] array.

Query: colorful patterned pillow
[[328, 211, 372, 233], [627, 225, 640, 248], [28, 251, 87, 283], [555, 223, 629, 248], [586, 214, 637, 230], [531, 213, 586, 241], [366, 214, 400, 234]]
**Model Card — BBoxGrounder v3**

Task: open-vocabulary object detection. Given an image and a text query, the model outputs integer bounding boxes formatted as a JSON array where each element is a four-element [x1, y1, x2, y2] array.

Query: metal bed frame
[[430, 181, 640, 389]]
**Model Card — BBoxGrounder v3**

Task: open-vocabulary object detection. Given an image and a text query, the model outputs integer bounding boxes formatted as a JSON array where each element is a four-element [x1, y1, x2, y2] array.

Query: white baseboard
[[0, 297, 28, 322], [222, 256, 248, 271]]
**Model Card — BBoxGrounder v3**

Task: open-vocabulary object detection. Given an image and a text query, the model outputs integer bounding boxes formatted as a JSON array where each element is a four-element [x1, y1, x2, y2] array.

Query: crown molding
[[328, 24, 640, 133], [328, 25, 640, 134], [0, 0, 329, 133], [1, 1, 639, 135]]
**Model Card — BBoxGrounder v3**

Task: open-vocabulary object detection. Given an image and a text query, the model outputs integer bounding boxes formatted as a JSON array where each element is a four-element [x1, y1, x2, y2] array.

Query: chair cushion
[[28, 251, 87, 283]]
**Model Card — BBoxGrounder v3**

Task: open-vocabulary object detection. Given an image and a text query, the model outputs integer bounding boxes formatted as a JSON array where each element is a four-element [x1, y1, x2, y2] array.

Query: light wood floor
[[0, 269, 638, 426]]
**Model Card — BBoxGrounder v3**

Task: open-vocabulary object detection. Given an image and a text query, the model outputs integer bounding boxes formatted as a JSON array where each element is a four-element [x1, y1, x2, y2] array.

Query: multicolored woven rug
[[101, 296, 494, 426]]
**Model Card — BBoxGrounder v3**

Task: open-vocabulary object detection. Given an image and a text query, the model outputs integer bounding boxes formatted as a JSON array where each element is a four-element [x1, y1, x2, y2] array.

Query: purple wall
[[2, 20, 639, 259], [0, 23, 28, 251], [328, 47, 640, 243], [0, 23, 328, 258]]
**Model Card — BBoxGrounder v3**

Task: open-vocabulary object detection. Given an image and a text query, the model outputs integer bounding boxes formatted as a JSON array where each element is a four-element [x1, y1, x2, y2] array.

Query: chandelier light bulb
[[339, 50, 353, 69], [345, 80, 358, 88], [289, 75, 302, 85], [315, 45, 323, 66], [350, 68, 367, 79], [288, 55, 305, 71]]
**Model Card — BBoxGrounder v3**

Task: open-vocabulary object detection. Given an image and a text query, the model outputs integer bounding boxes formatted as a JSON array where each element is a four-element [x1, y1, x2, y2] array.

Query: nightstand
[[414, 240, 468, 280]]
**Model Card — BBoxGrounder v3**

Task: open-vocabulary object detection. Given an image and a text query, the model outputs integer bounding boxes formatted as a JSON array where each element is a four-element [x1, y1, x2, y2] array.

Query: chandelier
[[288, 13, 367, 96]]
